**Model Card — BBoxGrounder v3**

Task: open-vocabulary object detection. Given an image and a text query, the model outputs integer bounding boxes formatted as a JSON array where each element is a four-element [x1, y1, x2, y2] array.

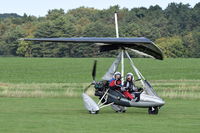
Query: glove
[[121, 87, 126, 91]]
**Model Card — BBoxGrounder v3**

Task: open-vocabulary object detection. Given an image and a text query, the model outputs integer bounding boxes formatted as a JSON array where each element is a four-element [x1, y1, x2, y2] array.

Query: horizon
[[0, 0, 199, 17]]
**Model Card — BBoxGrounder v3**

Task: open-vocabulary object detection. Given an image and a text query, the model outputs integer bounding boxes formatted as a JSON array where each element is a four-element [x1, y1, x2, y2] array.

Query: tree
[[46, 9, 65, 20], [183, 32, 200, 57], [0, 3, 200, 58], [1, 26, 25, 56], [156, 36, 186, 57], [165, 3, 192, 34], [192, 2, 200, 28], [16, 38, 33, 57]]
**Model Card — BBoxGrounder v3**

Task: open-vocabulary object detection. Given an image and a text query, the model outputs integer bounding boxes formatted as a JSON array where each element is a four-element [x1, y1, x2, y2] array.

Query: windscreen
[[102, 52, 121, 80], [144, 80, 159, 97]]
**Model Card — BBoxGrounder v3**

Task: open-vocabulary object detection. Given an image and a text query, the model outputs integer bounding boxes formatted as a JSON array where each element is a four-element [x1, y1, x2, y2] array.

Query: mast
[[114, 12, 119, 38], [121, 50, 124, 83], [114, 12, 124, 83]]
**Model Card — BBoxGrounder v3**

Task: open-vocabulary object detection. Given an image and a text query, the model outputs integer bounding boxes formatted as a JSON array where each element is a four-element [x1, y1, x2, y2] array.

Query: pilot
[[123, 73, 141, 102], [109, 72, 122, 91], [109, 72, 135, 101]]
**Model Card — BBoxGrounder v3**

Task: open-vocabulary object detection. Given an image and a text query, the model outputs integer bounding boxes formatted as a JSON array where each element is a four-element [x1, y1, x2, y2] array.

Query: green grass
[[0, 57, 200, 99], [0, 97, 199, 133], [0, 57, 200, 133], [0, 58, 200, 83]]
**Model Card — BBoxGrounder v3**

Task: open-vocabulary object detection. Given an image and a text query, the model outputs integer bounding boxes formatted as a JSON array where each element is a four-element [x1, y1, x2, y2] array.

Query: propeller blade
[[92, 60, 97, 81], [84, 60, 97, 93]]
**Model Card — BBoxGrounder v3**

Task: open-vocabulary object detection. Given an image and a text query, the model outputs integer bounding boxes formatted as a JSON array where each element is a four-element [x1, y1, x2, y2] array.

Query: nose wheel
[[148, 107, 158, 115], [89, 110, 99, 114]]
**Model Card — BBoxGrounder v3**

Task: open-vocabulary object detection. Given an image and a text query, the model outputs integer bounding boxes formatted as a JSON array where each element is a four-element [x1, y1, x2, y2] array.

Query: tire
[[115, 110, 126, 113], [122, 110, 126, 113], [89, 110, 99, 114], [148, 107, 159, 115]]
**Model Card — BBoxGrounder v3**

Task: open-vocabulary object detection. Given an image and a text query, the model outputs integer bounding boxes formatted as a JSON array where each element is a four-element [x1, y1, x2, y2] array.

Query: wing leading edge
[[22, 37, 163, 60]]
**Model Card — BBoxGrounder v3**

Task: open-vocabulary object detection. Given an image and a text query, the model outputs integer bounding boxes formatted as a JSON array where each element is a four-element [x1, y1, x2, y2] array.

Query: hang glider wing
[[21, 37, 163, 60]]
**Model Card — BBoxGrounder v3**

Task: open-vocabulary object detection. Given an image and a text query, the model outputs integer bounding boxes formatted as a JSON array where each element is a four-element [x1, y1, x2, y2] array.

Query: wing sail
[[22, 37, 163, 60]]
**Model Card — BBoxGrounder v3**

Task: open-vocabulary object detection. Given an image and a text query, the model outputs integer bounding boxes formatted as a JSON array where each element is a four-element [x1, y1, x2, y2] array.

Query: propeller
[[84, 60, 97, 93], [92, 60, 97, 81]]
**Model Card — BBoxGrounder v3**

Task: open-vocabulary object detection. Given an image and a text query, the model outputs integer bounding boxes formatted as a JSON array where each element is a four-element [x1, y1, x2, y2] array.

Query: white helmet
[[113, 72, 121, 78], [126, 72, 134, 80]]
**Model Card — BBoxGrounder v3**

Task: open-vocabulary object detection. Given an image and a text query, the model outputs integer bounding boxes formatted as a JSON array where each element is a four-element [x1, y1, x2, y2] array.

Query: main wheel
[[89, 110, 99, 114], [115, 110, 126, 113], [148, 107, 158, 115]]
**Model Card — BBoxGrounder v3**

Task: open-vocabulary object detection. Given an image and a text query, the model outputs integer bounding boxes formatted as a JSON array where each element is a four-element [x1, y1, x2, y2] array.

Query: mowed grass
[[0, 97, 199, 133], [0, 57, 200, 99], [0, 57, 200, 83], [0, 57, 200, 133]]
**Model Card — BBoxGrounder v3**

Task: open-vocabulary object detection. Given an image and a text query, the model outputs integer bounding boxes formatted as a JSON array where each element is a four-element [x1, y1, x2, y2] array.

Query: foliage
[[16, 37, 33, 57], [156, 36, 185, 57], [0, 2, 200, 57], [0, 13, 21, 18]]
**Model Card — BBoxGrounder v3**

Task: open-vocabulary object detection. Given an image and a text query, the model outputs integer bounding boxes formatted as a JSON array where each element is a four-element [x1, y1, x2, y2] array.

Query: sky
[[0, 0, 199, 17]]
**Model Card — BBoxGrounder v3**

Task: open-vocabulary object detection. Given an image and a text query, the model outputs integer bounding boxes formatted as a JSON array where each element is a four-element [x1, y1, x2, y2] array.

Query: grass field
[[0, 98, 199, 133], [0, 57, 200, 83], [0, 57, 200, 133]]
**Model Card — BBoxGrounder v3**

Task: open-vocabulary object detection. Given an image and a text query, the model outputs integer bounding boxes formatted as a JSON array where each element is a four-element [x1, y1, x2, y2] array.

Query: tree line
[[0, 2, 200, 58]]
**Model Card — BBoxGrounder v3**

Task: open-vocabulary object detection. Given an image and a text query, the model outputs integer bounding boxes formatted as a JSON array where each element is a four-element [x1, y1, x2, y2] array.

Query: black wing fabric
[[22, 37, 163, 60]]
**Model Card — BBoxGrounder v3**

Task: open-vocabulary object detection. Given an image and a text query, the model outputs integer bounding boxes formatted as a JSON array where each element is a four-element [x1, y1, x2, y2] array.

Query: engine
[[94, 80, 109, 97]]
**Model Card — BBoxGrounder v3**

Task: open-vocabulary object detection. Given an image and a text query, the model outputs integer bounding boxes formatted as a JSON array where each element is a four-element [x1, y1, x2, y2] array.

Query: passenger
[[120, 73, 134, 100], [109, 72, 140, 102], [123, 73, 141, 102], [109, 72, 122, 91]]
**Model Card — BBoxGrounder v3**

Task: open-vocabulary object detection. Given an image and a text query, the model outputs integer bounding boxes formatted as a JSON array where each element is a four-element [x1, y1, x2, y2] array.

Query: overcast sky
[[0, 0, 199, 17]]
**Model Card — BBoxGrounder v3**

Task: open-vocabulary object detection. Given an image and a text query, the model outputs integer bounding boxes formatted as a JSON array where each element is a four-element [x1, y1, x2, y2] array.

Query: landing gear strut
[[111, 104, 127, 113], [148, 107, 159, 115]]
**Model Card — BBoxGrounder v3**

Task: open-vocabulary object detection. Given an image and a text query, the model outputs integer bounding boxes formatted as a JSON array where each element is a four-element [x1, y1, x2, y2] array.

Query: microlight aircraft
[[22, 13, 165, 114]]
